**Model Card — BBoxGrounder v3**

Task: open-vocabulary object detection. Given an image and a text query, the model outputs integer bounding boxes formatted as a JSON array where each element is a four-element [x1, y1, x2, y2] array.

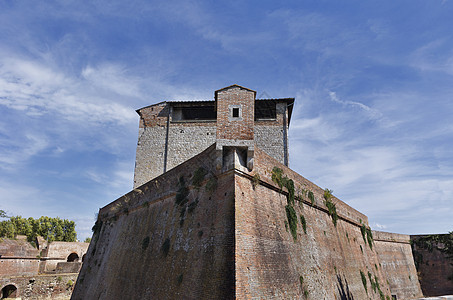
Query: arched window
[[67, 252, 79, 262], [1, 284, 18, 298]]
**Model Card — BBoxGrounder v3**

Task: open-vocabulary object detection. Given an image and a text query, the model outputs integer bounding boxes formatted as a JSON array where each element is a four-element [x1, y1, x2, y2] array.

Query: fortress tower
[[73, 85, 423, 300], [133, 84, 293, 187]]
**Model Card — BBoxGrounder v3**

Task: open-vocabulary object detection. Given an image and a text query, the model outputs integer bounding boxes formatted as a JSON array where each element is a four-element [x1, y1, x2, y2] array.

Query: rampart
[[373, 231, 423, 299], [411, 234, 453, 296], [73, 144, 422, 299], [73, 84, 423, 299], [0, 238, 88, 299]]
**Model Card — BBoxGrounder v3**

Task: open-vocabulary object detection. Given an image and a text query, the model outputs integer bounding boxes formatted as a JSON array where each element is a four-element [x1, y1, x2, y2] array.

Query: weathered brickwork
[[235, 147, 392, 299], [215, 85, 255, 141], [254, 124, 285, 165], [411, 234, 453, 297], [166, 125, 217, 172], [133, 85, 293, 188], [74, 143, 423, 299], [73, 145, 235, 300], [78, 85, 423, 299], [1, 273, 77, 300], [374, 231, 423, 299]]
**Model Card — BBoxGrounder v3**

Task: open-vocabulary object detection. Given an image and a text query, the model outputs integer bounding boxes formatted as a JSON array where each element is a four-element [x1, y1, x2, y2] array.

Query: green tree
[[0, 215, 77, 242]]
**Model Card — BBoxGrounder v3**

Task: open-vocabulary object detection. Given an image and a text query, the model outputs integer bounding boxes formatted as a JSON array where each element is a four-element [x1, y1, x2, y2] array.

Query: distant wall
[[373, 231, 423, 299], [0, 273, 77, 300], [0, 239, 40, 276], [411, 234, 453, 296]]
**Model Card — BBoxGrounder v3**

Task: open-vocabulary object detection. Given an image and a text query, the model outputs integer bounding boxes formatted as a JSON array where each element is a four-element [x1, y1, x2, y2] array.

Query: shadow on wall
[[337, 274, 354, 300]]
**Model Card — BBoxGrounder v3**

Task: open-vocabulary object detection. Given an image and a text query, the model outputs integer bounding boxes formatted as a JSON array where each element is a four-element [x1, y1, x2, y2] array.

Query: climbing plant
[[323, 189, 338, 227]]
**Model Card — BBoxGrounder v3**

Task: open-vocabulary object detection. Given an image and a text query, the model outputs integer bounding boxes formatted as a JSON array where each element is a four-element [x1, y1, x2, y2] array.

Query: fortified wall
[[0, 237, 88, 299], [73, 85, 423, 299], [411, 234, 453, 296]]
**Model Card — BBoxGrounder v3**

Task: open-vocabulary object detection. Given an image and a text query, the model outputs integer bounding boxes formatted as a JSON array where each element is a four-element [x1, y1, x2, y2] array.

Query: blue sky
[[1, 1, 452, 241]]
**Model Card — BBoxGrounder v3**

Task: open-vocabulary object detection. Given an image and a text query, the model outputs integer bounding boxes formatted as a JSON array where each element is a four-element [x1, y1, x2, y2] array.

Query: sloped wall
[[234, 147, 394, 299], [72, 145, 236, 300], [373, 231, 423, 299]]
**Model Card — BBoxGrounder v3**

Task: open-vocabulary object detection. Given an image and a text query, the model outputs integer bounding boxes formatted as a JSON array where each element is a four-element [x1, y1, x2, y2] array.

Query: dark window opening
[[232, 107, 239, 118], [67, 253, 79, 262], [255, 101, 276, 120], [172, 105, 216, 121], [2, 284, 17, 298]]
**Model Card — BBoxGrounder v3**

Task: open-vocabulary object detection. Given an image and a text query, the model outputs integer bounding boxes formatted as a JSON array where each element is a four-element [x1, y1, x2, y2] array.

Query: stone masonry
[[73, 84, 423, 299], [133, 85, 293, 187]]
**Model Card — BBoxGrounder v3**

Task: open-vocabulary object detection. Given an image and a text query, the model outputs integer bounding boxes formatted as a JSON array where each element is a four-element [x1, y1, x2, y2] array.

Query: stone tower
[[133, 84, 293, 187]]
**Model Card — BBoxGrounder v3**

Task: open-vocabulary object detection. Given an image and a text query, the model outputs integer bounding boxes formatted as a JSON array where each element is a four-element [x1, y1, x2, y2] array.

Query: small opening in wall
[[1, 284, 17, 298], [232, 107, 239, 118]]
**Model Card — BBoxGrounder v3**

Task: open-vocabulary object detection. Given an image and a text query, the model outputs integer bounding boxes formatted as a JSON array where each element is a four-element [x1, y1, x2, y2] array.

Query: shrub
[[360, 270, 367, 293], [252, 173, 260, 189], [206, 177, 218, 193], [300, 214, 307, 234], [175, 177, 189, 206], [142, 236, 150, 250], [161, 238, 170, 257], [285, 205, 298, 241], [192, 167, 207, 189], [308, 191, 315, 206]]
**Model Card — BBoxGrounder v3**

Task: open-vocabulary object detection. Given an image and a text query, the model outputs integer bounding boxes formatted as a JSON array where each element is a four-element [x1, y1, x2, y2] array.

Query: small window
[[232, 107, 239, 118]]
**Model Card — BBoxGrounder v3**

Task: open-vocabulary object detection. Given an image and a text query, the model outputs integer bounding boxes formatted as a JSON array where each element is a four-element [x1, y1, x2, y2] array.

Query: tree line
[[0, 209, 77, 243]]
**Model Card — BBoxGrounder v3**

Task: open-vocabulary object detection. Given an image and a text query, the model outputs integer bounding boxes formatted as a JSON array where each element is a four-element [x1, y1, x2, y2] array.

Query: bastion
[[72, 85, 423, 299]]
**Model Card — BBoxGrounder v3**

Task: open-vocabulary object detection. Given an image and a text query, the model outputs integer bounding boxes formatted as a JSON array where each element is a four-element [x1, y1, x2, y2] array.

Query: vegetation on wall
[[308, 191, 315, 206], [206, 176, 218, 193], [0, 215, 77, 243], [411, 232, 453, 278], [360, 223, 374, 250], [285, 205, 298, 241], [360, 270, 367, 293], [272, 167, 300, 241], [252, 173, 260, 189], [192, 167, 207, 189], [323, 189, 338, 227], [300, 214, 307, 234], [162, 238, 171, 257], [175, 176, 189, 206]]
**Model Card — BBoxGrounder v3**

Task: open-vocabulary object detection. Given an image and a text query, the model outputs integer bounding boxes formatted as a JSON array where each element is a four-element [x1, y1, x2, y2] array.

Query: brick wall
[[1, 273, 77, 300], [215, 85, 255, 141], [411, 234, 453, 296], [75, 144, 422, 299], [73, 145, 236, 299], [374, 231, 423, 299], [234, 147, 393, 299]]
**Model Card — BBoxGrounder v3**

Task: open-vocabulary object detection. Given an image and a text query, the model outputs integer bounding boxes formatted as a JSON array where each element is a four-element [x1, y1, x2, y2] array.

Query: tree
[[84, 237, 92, 243], [0, 215, 77, 243], [0, 209, 8, 219]]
